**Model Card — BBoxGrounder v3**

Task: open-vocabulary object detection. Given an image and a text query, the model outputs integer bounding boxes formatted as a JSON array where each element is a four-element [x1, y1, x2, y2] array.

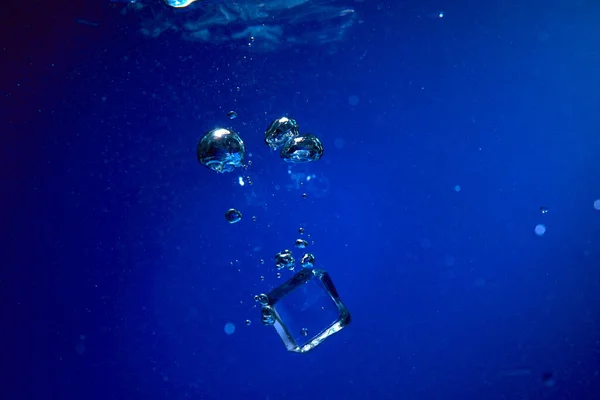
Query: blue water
[[3, 0, 600, 399]]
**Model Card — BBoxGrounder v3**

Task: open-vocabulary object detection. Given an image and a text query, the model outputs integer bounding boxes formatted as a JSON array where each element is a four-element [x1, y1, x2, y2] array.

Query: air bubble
[[197, 128, 245, 173], [225, 208, 243, 224]]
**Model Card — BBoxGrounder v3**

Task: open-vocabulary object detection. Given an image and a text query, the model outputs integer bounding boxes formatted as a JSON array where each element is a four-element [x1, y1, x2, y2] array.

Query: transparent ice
[[258, 268, 350, 353]]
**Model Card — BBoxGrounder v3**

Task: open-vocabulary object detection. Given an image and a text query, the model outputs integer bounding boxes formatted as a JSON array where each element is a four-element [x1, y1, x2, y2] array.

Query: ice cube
[[259, 268, 350, 353]]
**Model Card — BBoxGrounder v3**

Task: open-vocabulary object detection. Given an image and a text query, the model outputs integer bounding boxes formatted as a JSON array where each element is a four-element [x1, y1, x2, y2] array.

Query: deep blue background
[[3, 0, 600, 399]]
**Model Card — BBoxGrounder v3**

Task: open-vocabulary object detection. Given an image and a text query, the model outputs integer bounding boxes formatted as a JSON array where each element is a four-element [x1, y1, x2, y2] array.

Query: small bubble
[[454, 185, 461, 192], [301, 327, 309, 336], [261, 308, 275, 326], [295, 239, 308, 249], [227, 111, 238, 120], [594, 199, 600, 210], [225, 208, 243, 224], [298, 227, 305, 234], [540, 206, 548, 214], [244, 319, 251, 326], [300, 253, 315, 268], [302, 193, 308, 198], [254, 294, 268, 305], [259, 259, 264, 264], [259, 275, 264, 281], [276, 272, 281, 278], [275, 249, 294, 270], [252, 216, 257, 222]]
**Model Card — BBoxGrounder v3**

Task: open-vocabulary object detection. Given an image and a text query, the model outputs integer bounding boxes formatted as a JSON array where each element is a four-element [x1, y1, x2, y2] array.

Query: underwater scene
[[3, 0, 600, 399]]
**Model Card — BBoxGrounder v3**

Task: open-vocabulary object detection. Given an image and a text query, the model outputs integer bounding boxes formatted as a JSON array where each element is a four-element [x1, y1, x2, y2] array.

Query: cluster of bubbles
[[264, 117, 324, 163], [275, 249, 295, 270], [261, 307, 275, 326], [196, 115, 323, 174], [273, 230, 316, 272], [252, 294, 275, 326]]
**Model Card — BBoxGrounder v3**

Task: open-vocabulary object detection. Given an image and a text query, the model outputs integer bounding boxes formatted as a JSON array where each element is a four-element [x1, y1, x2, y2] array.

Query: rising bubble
[[275, 249, 295, 270], [295, 239, 308, 249], [225, 208, 243, 224], [264, 117, 300, 150], [280, 134, 324, 163], [300, 253, 315, 268], [197, 128, 246, 173]]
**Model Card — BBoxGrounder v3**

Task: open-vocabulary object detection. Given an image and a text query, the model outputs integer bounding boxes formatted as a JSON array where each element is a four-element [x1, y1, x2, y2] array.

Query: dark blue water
[[3, 0, 600, 399]]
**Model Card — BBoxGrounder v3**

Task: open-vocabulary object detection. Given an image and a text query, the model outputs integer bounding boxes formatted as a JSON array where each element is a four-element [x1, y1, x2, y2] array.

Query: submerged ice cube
[[259, 268, 350, 353]]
